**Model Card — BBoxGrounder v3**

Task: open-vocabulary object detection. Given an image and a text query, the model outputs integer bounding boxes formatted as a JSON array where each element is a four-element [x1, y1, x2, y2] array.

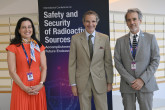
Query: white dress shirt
[[85, 30, 96, 45], [129, 30, 140, 45]]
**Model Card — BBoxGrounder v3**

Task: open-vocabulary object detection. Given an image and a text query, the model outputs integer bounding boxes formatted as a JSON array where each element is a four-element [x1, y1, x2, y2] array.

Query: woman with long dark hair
[[6, 17, 47, 110]]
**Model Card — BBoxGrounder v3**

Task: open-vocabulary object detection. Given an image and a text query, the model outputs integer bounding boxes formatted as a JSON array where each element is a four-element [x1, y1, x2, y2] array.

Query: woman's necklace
[[22, 38, 31, 44]]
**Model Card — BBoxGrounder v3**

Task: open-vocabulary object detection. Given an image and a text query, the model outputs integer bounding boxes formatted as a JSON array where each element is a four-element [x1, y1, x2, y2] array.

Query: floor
[[0, 93, 11, 110], [0, 93, 164, 110]]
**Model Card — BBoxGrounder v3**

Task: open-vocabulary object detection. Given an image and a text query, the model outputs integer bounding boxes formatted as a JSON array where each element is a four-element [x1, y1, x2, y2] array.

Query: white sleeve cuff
[[71, 84, 76, 86]]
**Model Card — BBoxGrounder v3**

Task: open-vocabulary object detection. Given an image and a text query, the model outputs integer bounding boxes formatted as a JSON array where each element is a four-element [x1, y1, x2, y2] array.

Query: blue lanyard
[[129, 38, 138, 54], [22, 44, 32, 69]]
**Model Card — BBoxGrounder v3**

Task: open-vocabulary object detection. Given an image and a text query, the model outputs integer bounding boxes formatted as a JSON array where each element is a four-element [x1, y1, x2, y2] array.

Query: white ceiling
[[109, 0, 165, 15], [0, 0, 165, 15]]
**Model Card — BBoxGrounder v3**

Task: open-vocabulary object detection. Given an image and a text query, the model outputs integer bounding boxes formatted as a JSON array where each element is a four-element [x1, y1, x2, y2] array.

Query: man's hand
[[71, 86, 78, 96], [107, 83, 112, 92], [131, 78, 144, 90]]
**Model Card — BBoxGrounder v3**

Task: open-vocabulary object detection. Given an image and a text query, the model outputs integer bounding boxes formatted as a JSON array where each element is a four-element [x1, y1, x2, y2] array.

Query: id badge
[[131, 61, 136, 70], [27, 72, 34, 81]]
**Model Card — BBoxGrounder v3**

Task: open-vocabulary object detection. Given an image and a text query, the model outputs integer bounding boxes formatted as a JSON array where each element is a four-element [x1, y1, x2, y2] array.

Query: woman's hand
[[22, 85, 43, 95], [30, 84, 44, 94], [22, 85, 37, 95]]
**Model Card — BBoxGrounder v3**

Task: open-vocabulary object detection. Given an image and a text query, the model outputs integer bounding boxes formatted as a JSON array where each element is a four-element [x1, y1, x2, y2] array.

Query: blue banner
[[38, 0, 112, 110]]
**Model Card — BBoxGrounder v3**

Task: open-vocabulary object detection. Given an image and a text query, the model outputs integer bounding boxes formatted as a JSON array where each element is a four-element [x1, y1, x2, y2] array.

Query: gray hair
[[125, 8, 143, 21], [82, 10, 100, 23]]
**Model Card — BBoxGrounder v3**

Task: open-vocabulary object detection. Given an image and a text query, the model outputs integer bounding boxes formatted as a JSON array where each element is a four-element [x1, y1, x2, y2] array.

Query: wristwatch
[[40, 81, 44, 85]]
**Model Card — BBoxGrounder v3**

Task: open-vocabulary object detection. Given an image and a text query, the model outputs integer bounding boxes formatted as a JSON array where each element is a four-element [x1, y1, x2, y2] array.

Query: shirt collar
[[130, 30, 140, 38], [85, 30, 96, 38]]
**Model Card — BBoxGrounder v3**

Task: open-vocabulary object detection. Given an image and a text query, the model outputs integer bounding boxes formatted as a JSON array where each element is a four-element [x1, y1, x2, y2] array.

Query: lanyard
[[22, 44, 32, 70], [129, 38, 138, 55]]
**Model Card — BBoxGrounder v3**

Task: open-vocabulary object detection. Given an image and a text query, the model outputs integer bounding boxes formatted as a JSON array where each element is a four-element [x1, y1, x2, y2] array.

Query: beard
[[130, 26, 139, 34]]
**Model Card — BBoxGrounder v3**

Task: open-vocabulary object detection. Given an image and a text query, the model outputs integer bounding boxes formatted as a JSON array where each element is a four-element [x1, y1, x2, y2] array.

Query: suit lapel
[[124, 33, 133, 59], [135, 31, 144, 59], [80, 32, 90, 58], [93, 32, 100, 59]]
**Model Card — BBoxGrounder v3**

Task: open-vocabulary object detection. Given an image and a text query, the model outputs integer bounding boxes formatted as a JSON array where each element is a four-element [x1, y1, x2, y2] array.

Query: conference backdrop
[[38, 0, 112, 109]]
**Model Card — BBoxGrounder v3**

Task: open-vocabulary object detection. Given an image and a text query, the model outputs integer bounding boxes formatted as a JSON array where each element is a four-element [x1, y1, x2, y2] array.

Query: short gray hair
[[82, 10, 100, 23], [125, 8, 143, 21]]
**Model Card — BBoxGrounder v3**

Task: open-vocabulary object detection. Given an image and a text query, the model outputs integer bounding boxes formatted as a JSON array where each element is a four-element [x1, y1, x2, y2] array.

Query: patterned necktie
[[132, 34, 137, 59], [88, 35, 93, 61]]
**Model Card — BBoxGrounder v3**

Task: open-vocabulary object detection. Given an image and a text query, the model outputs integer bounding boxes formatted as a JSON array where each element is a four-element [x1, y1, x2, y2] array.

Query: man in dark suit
[[69, 10, 113, 110], [114, 8, 160, 110]]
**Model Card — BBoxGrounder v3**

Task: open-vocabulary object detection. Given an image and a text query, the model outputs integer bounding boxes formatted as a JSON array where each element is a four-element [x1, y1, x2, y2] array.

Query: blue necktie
[[132, 34, 137, 59]]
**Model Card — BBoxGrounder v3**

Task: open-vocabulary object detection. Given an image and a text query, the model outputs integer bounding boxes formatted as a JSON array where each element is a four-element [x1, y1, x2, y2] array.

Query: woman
[[6, 17, 47, 110]]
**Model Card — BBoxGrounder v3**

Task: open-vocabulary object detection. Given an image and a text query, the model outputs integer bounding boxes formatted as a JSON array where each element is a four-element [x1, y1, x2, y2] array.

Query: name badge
[[27, 72, 34, 81], [131, 61, 136, 70]]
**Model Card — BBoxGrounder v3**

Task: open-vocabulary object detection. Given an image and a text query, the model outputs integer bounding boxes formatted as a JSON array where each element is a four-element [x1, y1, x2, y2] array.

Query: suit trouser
[[121, 91, 153, 110], [78, 75, 108, 110]]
